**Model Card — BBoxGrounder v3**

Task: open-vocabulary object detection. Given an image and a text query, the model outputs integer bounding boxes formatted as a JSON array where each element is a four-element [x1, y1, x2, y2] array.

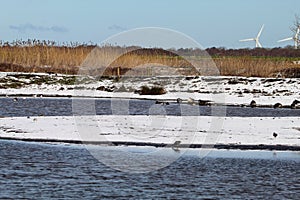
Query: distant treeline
[[177, 47, 300, 58], [1, 39, 300, 57]]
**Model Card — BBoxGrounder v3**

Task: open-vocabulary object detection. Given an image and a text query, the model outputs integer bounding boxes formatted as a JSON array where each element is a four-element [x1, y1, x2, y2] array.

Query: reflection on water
[[0, 140, 299, 199], [1, 97, 300, 117]]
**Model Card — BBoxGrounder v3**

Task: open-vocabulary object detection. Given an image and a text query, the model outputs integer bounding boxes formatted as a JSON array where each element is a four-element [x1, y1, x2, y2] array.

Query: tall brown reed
[[0, 40, 299, 77]]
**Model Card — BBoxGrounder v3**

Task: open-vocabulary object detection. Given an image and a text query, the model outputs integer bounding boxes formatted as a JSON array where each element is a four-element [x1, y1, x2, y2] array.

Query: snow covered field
[[0, 72, 299, 149], [0, 115, 299, 148], [0, 72, 299, 107]]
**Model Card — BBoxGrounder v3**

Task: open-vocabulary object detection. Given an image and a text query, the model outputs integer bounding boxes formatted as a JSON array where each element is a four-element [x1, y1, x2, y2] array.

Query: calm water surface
[[0, 140, 299, 199], [1, 97, 300, 117]]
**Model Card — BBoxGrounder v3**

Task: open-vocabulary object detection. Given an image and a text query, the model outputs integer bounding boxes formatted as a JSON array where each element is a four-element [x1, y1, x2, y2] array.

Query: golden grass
[[0, 45, 93, 74], [213, 56, 300, 77], [0, 43, 300, 77]]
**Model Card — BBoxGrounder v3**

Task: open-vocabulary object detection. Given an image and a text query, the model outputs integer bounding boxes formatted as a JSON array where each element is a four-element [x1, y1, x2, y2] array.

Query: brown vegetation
[[1, 40, 300, 77], [0, 40, 93, 74], [213, 56, 299, 77]]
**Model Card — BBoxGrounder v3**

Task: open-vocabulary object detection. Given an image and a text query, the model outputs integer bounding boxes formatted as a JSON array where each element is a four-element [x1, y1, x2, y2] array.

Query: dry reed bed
[[0, 44, 300, 77], [213, 57, 300, 77]]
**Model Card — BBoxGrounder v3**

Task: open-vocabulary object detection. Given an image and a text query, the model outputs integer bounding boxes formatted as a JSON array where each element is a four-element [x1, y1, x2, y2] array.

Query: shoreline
[[0, 137, 300, 151], [1, 72, 300, 108], [1, 94, 300, 110]]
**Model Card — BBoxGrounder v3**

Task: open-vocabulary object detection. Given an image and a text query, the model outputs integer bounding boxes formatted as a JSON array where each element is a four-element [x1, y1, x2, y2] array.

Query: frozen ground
[[0, 115, 299, 147], [0, 72, 299, 107], [0, 72, 299, 149]]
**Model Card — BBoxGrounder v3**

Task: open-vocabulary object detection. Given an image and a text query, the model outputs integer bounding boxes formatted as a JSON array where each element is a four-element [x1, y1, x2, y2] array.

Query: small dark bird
[[172, 141, 181, 152], [155, 101, 169, 105], [173, 141, 181, 146], [292, 100, 300, 105], [273, 132, 278, 138], [176, 98, 182, 104], [273, 103, 282, 109], [291, 100, 300, 109], [198, 100, 211, 106], [250, 100, 257, 108]]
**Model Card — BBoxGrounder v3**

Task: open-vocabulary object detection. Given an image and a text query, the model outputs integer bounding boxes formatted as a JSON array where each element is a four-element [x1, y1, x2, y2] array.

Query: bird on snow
[[176, 98, 183, 104], [273, 103, 282, 109], [171, 141, 181, 152], [173, 141, 181, 146], [187, 98, 195, 105], [291, 100, 300, 109], [250, 100, 257, 108]]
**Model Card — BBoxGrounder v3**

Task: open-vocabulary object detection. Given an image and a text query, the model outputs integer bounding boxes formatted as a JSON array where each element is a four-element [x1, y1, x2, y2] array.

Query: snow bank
[[0, 72, 299, 106], [0, 115, 299, 147]]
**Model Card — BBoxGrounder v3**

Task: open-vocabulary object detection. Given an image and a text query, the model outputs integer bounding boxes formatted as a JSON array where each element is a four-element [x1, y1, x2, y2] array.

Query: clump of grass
[[29, 76, 56, 85], [0, 82, 23, 89], [137, 85, 166, 95], [57, 76, 77, 85]]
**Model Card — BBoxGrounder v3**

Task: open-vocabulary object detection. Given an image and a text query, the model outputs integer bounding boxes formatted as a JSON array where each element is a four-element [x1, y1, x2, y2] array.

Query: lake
[[0, 140, 299, 199]]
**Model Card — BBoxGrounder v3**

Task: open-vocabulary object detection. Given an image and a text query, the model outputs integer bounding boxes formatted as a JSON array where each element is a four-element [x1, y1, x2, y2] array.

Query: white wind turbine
[[239, 24, 264, 48], [278, 26, 300, 49]]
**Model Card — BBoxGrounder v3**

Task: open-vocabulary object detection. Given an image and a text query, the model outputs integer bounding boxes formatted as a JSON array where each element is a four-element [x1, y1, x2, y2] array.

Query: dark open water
[[0, 140, 299, 199], [1, 97, 300, 117]]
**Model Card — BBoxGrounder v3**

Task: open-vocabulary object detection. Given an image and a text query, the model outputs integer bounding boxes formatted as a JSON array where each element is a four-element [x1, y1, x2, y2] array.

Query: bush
[[137, 85, 166, 95]]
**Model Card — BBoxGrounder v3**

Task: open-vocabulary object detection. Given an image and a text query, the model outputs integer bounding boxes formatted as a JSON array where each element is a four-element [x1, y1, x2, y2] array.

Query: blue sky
[[0, 0, 299, 48]]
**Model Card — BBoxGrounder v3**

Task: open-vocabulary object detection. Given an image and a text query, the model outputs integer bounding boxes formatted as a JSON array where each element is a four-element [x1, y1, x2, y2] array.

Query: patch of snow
[[0, 116, 299, 146], [0, 72, 299, 106]]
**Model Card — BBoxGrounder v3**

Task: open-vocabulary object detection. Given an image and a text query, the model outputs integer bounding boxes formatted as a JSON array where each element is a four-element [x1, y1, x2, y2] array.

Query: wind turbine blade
[[277, 37, 293, 42], [239, 38, 255, 42], [257, 24, 264, 38]]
